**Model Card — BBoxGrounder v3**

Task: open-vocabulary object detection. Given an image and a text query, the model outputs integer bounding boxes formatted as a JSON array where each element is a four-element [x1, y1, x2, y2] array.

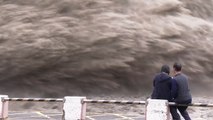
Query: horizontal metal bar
[[83, 99, 213, 107], [3, 98, 213, 107], [169, 102, 213, 107], [83, 99, 146, 104], [3, 98, 64, 102]]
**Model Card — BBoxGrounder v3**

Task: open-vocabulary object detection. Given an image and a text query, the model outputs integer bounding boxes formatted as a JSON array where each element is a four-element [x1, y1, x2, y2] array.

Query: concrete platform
[[7, 111, 145, 120]]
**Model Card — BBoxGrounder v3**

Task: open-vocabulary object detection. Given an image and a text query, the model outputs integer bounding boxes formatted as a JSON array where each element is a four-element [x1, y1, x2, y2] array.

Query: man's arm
[[153, 78, 155, 87], [151, 76, 157, 99], [171, 78, 178, 99]]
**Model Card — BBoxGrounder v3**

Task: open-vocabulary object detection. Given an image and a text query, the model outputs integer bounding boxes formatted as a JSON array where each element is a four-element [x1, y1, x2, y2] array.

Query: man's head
[[173, 62, 182, 72], [161, 65, 170, 74]]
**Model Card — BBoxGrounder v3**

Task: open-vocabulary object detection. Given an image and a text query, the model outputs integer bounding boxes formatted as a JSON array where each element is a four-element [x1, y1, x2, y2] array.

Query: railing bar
[[2, 98, 213, 107], [3, 98, 64, 102]]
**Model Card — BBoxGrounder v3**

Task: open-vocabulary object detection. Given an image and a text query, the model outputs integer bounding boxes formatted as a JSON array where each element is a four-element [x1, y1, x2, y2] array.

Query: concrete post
[[63, 96, 86, 120], [145, 99, 170, 120], [0, 95, 9, 119]]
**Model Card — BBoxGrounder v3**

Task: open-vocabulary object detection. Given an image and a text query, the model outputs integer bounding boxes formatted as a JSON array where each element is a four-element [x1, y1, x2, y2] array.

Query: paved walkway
[[7, 111, 145, 120]]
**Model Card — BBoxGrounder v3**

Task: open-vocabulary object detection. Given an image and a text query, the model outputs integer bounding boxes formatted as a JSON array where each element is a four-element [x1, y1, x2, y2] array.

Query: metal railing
[[3, 98, 63, 102], [2, 98, 213, 107]]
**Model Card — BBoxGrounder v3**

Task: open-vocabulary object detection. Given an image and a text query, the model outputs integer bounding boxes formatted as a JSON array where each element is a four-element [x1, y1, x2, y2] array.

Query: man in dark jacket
[[170, 62, 192, 120], [151, 65, 177, 117], [151, 65, 175, 101]]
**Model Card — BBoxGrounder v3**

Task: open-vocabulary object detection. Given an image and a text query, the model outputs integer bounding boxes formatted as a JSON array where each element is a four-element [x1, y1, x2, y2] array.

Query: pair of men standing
[[151, 63, 192, 120]]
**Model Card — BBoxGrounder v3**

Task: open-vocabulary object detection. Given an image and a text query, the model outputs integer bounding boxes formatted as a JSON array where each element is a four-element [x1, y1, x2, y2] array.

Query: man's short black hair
[[161, 65, 170, 74], [173, 62, 182, 71]]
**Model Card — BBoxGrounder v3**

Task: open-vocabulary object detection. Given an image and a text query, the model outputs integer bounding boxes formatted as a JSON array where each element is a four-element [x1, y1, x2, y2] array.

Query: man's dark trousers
[[170, 99, 192, 120]]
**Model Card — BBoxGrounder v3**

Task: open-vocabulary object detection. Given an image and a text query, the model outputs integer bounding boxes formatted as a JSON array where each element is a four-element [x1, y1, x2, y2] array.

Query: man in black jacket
[[151, 65, 177, 101], [170, 62, 192, 120], [151, 65, 177, 118]]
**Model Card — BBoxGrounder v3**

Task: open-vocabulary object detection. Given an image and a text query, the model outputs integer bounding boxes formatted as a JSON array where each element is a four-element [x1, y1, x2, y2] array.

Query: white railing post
[[145, 99, 170, 120], [81, 98, 87, 119], [63, 96, 86, 120], [0, 95, 9, 119]]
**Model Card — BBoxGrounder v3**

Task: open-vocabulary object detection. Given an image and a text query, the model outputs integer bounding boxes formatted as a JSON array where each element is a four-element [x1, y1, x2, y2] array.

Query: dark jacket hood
[[157, 72, 171, 82]]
